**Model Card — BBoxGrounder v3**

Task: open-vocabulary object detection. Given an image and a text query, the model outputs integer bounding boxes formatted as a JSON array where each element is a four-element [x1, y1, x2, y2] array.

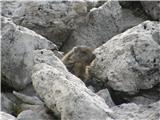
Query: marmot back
[[62, 46, 95, 81]]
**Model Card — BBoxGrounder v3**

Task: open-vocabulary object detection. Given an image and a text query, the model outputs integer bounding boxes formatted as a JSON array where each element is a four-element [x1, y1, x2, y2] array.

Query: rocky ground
[[1, 0, 160, 120]]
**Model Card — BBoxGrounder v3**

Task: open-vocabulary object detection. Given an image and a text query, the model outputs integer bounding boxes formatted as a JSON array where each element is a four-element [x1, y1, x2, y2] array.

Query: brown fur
[[62, 46, 95, 81]]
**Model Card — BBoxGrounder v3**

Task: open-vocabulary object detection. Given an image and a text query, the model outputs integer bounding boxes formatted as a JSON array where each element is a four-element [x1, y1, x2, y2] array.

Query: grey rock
[[62, 0, 144, 52], [97, 89, 115, 107], [19, 104, 43, 112], [31, 49, 112, 120], [19, 104, 59, 120], [1, 93, 15, 114], [33, 49, 68, 73], [126, 85, 160, 105], [17, 100, 57, 120], [87, 85, 96, 93], [17, 110, 41, 120], [2, 1, 88, 48], [1, 17, 57, 90], [17, 109, 54, 120], [13, 91, 43, 105], [110, 100, 160, 120], [91, 21, 160, 94], [129, 96, 157, 105], [19, 84, 37, 96], [0, 111, 17, 120], [141, 1, 160, 20], [1, 1, 22, 18]]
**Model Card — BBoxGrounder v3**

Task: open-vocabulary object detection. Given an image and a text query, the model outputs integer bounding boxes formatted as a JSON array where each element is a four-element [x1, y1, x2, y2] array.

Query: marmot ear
[[73, 47, 79, 52]]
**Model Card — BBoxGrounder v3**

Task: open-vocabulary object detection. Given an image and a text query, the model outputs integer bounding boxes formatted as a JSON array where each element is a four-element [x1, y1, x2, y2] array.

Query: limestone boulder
[[91, 21, 160, 94], [110, 101, 160, 120], [31, 49, 112, 120], [1, 17, 57, 90], [0, 112, 17, 120]]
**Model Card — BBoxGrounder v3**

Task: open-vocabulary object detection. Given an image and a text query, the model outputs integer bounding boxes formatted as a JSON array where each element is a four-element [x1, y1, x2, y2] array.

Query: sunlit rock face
[[1, 17, 56, 90], [91, 21, 160, 94]]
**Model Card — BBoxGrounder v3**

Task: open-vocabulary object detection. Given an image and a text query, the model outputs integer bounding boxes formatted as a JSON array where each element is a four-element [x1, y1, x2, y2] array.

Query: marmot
[[62, 46, 95, 81]]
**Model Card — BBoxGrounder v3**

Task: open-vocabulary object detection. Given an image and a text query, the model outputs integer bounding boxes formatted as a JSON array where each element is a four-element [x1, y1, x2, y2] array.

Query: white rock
[[0, 111, 17, 120], [141, 1, 160, 20], [110, 100, 160, 120], [31, 49, 113, 120], [1, 17, 57, 90], [91, 21, 160, 94], [62, 0, 144, 52], [97, 89, 115, 107], [87, 85, 95, 92]]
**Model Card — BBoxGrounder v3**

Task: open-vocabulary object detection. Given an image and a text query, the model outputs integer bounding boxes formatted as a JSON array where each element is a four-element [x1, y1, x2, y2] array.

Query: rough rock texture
[[91, 21, 160, 94], [1, 0, 88, 48], [62, 0, 144, 52], [96, 89, 115, 107], [110, 100, 160, 120], [1, 1, 160, 120], [1, 17, 57, 90], [1, 1, 22, 18], [31, 49, 112, 120], [0, 111, 17, 120], [141, 1, 160, 20]]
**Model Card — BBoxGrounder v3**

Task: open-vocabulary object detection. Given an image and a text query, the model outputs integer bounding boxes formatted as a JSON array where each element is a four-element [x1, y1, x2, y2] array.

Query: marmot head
[[70, 46, 96, 64]]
